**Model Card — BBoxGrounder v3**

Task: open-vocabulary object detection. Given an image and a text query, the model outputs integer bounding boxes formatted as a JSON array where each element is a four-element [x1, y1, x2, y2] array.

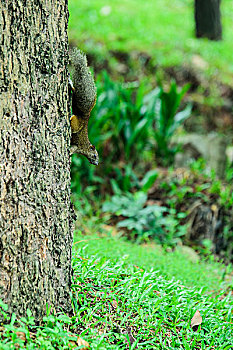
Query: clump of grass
[[0, 300, 86, 349]]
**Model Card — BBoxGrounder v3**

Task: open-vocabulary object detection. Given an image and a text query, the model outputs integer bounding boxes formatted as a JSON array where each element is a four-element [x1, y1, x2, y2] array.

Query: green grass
[[73, 231, 232, 293], [71, 249, 233, 349], [0, 236, 233, 350], [68, 0, 233, 84], [2, 243, 232, 349]]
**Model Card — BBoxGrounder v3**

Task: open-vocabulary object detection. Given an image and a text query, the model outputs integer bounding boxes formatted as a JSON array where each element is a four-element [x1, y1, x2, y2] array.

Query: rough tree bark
[[195, 0, 222, 40], [0, 0, 74, 320]]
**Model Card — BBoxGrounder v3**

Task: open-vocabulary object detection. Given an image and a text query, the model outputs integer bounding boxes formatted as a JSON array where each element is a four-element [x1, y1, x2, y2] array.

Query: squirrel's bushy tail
[[70, 48, 97, 116]]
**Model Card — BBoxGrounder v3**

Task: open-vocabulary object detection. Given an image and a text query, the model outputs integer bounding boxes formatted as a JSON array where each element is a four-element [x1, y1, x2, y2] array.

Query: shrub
[[144, 80, 192, 165], [70, 74, 192, 196], [91, 72, 154, 163], [102, 191, 187, 246]]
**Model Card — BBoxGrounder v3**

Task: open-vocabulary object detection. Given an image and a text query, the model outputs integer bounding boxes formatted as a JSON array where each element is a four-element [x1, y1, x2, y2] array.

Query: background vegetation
[[68, 1, 233, 347], [1, 0, 232, 348], [69, 0, 233, 84]]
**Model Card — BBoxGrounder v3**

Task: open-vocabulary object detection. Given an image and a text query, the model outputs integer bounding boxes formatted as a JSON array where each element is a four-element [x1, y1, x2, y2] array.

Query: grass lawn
[[70, 231, 233, 349], [73, 231, 232, 293], [68, 0, 233, 85], [1, 232, 232, 349]]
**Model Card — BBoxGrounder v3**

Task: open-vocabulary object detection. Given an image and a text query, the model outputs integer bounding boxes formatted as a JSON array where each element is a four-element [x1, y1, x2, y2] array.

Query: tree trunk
[[195, 0, 222, 40], [0, 0, 74, 320]]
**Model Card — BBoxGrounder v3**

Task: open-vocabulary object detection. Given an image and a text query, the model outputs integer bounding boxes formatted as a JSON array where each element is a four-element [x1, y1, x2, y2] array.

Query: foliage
[[155, 159, 233, 260], [91, 73, 191, 166], [140, 168, 159, 192], [71, 154, 103, 196], [208, 172, 233, 210], [70, 72, 155, 195], [110, 163, 140, 194], [144, 81, 192, 165], [71, 73, 191, 197], [159, 159, 233, 211], [110, 166, 158, 195], [226, 160, 233, 183], [103, 191, 187, 246], [91, 72, 154, 163], [0, 300, 79, 349]]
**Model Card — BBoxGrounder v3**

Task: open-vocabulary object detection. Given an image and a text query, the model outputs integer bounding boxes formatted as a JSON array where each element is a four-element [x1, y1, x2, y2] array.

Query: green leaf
[[141, 169, 159, 192]]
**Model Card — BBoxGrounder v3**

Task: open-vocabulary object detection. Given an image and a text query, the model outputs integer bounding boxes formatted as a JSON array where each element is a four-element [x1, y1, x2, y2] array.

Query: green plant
[[189, 157, 207, 173], [103, 190, 186, 246], [92, 72, 154, 163], [71, 154, 103, 196], [144, 80, 192, 165], [70, 74, 192, 197], [226, 160, 233, 182], [2, 232, 232, 349], [110, 163, 140, 194], [208, 171, 233, 210], [0, 301, 79, 349], [70, 72, 154, 197], [74, 231, 233, 291], [110, 166, 158, 195]]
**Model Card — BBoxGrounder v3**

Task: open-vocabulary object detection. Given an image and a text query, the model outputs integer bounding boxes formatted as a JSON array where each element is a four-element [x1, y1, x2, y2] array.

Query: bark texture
[[0, 0, 74, 320], [195, 0, 222, 40]]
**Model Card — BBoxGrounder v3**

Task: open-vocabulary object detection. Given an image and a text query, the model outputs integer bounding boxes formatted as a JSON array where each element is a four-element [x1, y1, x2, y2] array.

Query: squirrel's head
[[70, 135, 99, 165], [86, 144, 99, 165]]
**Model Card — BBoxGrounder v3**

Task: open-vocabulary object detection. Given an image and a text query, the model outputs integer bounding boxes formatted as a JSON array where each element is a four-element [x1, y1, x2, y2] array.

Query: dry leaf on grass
[[77, 337, 90, 349], [191, 310, 202, 329], [111, 300, 118, 308]]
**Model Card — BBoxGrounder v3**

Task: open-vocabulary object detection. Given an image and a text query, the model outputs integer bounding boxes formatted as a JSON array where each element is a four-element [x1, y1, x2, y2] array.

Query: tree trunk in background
[[0, 0, 74, 320], [195, 0, 222, 40]]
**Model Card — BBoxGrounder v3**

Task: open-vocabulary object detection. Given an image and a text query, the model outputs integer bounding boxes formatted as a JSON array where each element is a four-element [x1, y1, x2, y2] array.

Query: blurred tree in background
[[195, 0, 222, 40]]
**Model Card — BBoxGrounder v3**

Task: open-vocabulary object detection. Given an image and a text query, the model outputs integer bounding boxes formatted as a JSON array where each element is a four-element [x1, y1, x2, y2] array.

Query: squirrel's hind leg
[[70, 115, 84, 133]]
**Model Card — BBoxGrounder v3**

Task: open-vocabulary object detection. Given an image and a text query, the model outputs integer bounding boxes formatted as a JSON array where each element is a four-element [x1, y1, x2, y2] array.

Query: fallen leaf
[[15, 332, 26, 340], [77, 337, 90, 349], [191, 310, 202, 328], [111, 300, 118, 308]]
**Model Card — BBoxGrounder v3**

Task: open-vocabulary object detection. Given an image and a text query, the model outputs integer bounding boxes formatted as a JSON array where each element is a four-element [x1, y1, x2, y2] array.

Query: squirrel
[[69, 49, 99, 165]]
